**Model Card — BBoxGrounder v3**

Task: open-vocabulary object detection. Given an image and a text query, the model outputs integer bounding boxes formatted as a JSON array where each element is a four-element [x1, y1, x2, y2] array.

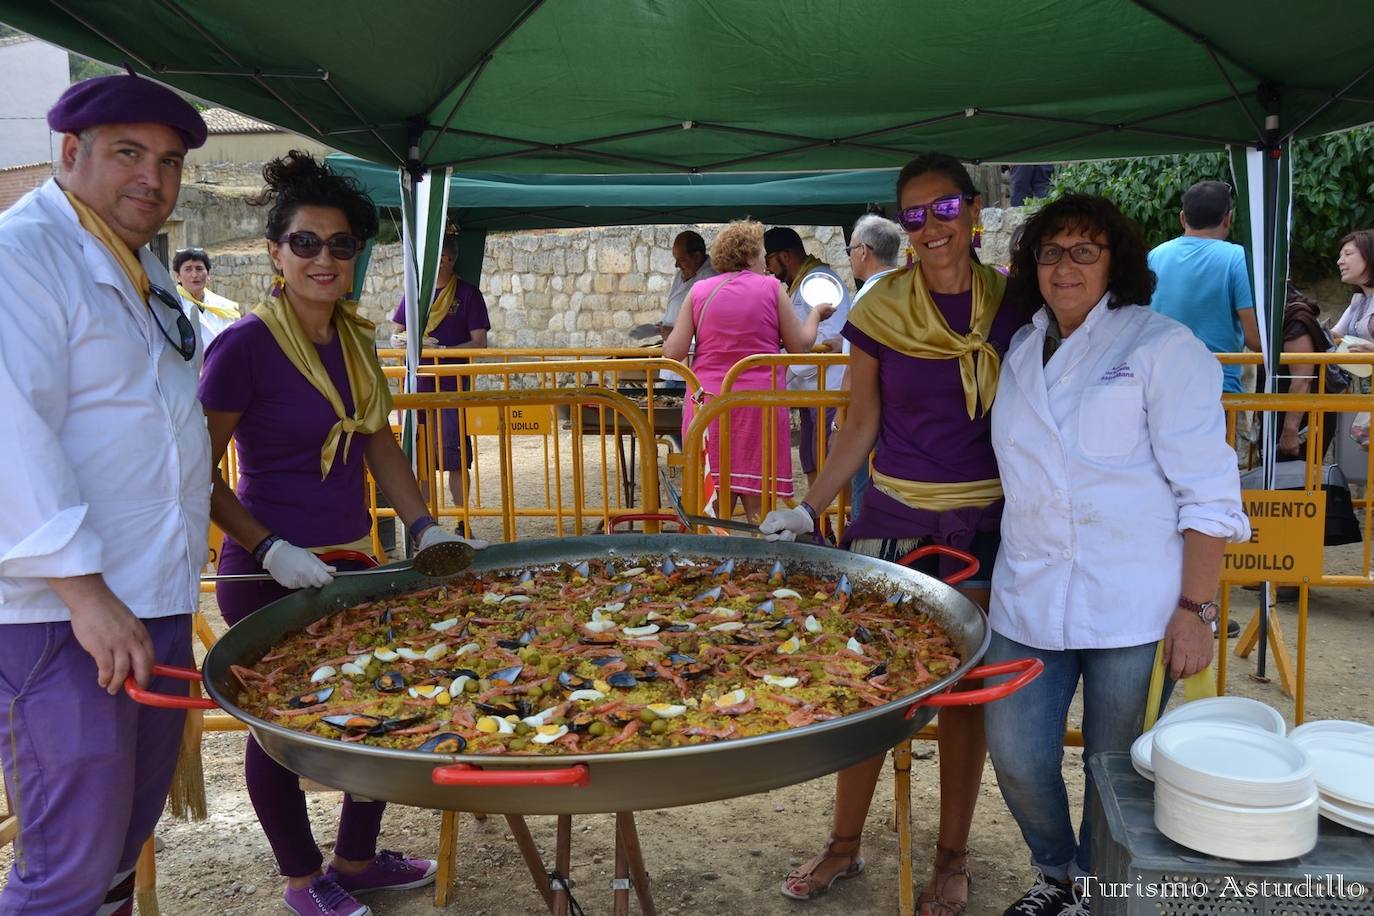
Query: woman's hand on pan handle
[[417, 524, 489, 551], [759, 505, 814, 542], [262, 539, 335, 589]]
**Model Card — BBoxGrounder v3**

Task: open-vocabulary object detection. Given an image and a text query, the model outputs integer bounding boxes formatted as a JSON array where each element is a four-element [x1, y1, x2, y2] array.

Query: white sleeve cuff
[[1178, 505, 1252, 544], [0, 504, 104, 579]]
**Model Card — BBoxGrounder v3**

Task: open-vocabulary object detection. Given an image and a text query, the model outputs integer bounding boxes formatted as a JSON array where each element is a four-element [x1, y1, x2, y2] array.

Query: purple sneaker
[[283, 875, 370, 916], [327, 850, 438, 894]]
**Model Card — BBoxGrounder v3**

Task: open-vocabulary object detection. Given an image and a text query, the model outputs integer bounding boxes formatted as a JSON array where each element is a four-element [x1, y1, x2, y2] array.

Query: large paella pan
[[131, 535, 1036, 815]]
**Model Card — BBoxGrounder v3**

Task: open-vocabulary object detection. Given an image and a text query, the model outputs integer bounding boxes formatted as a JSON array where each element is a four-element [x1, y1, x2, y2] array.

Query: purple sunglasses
[[896, 194, 974, 231]]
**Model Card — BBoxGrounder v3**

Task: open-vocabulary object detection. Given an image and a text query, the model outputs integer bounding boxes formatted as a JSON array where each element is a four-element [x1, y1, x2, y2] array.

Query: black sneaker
[[1003, 869, 1073, 916], [1062, 882, 1091, 915]]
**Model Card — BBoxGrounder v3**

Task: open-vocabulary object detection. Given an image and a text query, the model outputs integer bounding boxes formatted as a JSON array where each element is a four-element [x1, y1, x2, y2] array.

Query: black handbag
[[1240, 461, 1363, 546]]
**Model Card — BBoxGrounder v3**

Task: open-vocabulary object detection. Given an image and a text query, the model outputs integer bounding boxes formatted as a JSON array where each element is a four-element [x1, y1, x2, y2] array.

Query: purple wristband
[[409, 515, 437, 543], [252, 534, 281, 565]]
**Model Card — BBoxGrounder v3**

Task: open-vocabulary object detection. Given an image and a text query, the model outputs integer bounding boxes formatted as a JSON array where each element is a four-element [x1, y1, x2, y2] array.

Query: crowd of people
[[0, 70, 1366, 916]]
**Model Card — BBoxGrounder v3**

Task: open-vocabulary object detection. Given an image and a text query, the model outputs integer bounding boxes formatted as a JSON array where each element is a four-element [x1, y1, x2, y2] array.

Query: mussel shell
[[518, 569, 536, 584], [853, 624, 875, 645], [606, 671, 638, 688], [367, 714, 427, 737], [474, 699, 531, 718], [518, 627, 537, 646], [660, 622, 695, 633], [322, 713, 382, 732], [768, 560, 785, 583], [489, 664, 523, 685], [885, 592, 907, 606], [681, 662, 712, 679], [835, 574, 852, 596], [866, 660, 889, 679], [435, 667, 480, 680], [570, 560, 591, 578], [753, 599, 776, 615], [659, 557, 678, 576], [712, 558, 735, 578], [558, 671, 592, 689], [419, 732, 467, 754], [665, 652, 697, 667], [374, 671, 406, 692], [578, 634, 618, 646], [288, 686, 334, 708], [495, 638, 523, 650], [691, 586, 722, 603], [635, 667, 659, 682], [731, 634, 760, 646], [612, 581, 634, 596], [589, 655, 624, 667], [753, 618, 787, 629], [568, 712, 600, 733]]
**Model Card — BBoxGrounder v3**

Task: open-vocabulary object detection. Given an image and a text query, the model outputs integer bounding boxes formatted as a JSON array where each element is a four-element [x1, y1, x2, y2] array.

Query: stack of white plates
[[1289, 721, 1374, 834], [1151, 721, 1318, 861], [1130, 696, 1287, 781]]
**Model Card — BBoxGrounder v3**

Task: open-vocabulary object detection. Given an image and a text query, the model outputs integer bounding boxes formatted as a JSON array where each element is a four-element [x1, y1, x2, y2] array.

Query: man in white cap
[[0, 73, 210, 915]]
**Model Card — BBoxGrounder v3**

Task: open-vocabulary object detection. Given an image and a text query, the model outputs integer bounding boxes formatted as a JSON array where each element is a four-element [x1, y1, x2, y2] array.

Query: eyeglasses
[[844, 242, 869, 255], [1034, 242, 1110, 266], [147, 284, 197, 361], [895, 194, 973, 231], [273, 231, 364, 261]]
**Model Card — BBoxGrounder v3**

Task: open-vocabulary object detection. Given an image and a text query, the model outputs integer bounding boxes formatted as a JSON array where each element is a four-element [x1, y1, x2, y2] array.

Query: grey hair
[[851, 213, 903, 266]]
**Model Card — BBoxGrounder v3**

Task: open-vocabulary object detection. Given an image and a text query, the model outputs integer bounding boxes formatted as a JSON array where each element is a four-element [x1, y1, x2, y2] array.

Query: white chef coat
[[0, 179, 211, 623], [786, 263, 853, 393], [182, 287, 240, 346], [989, 296, 1249, 651]]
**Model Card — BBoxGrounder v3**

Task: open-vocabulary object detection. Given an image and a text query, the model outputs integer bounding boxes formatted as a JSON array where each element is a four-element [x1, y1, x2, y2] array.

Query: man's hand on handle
[[48, 574, 155, 694]]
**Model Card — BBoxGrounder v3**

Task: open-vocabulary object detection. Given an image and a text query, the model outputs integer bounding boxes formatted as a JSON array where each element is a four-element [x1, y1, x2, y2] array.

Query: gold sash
[[870, 470, 1003, 512], [251, 292, 393, 479], [786, 255, 826, 297], [308, 534, 374, 557], [424, 275, 458, 336], [178, 284, 240, 320], [63, 191, 150, 300], [846, 262, 1007, 419]]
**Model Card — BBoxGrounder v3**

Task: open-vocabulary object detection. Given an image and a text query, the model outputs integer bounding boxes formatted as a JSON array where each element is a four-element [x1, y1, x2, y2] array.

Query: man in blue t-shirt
[[1148, 180, 1260, 393]]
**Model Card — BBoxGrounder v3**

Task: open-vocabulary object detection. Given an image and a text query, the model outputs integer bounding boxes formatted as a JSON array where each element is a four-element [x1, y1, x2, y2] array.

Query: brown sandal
[[918, 845, 973, 916], [779, 833, 866, 901]]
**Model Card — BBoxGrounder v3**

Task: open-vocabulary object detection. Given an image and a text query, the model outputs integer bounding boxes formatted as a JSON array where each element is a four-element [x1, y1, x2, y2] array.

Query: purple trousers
[[0, 614, 191, 915], [216, 542, 383, 877]]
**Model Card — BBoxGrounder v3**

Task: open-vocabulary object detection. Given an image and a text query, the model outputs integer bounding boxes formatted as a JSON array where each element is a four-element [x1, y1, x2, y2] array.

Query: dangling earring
[[269, 267, 285, 298], [972, 223, 985, 250]]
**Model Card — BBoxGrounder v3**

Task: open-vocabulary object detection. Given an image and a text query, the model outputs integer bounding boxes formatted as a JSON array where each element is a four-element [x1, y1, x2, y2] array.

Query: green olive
[[463, 678, 478, 693], [514, 722, 532, 736], [639, 708, 657, 724], [508, 737, 529, 751], [724, 653, 741, 666], [650, 718, 669, 734], [527, 684, 544, 700], [588, 721, 607, 737]]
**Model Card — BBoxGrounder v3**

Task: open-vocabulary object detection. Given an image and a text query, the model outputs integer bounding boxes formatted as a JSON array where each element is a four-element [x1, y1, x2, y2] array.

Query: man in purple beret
[[0, 74, 210, 915]]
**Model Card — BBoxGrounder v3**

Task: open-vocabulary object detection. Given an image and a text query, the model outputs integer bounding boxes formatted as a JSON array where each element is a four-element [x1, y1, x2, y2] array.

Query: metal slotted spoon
[[201, 540, 476, 583]]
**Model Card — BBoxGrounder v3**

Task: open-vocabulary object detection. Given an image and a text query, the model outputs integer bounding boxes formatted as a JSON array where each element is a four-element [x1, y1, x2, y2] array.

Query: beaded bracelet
[[251, 533, 281, 565]]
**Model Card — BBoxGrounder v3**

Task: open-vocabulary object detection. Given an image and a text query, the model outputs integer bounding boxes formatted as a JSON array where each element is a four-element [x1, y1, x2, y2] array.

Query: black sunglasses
[[148, 284, 197, 361], [273, 231, 364, 261]]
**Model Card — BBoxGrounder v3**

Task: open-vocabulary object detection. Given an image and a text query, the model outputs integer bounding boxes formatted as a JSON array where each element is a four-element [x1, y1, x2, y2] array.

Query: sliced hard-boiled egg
[[618, 567, 647, 578], [409, 685, 442, 699], [777, 636, 802, 655], [846, 637, 865, 655], [772, 588, 802, 600], [594, 602, 625, 614], [482, 591, 504, 605], [435, 691, 452, 706], [671, 620, 698, 631], [430, 617, 459, 632], [710, 607, 738, 618], [532, 724, 569, 744], [762, 674, 800, 688], [449, 675, 474, 695], [584, 619, 617, 633], [396, 647, 424, 661], [622, 624, 660, 637], [522, 708, 557, 727], [309, 665, 336, 684], [502, 594, 531, 604], [709, 621, 745, 632], [567, 688, 606, 702], [353, 653, 373, 668], [646, 703, 687, 719], [804, 614, 823, 633], [340, 662, 365, 677], [476, 715, 515, 735], [455, 642, 480, 656], [373, 647, 399, 662], [715, 689, 748, 709]]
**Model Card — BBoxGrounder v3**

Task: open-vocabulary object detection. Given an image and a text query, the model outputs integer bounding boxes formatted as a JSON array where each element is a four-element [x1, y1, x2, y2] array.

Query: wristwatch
[[1178, 595, 1219, 632]]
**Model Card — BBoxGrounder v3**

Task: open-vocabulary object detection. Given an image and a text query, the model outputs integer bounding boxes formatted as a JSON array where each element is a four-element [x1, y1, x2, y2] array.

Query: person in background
[[1147, 180, 1260, 394], [1277, 283, 1348, 459], [174, 246, 240, 345], [763, 154, 1028, 915], [842, 213, 904, 518], [0, 74, 209, 916], [392, 233, 491, 528], [660, 229, 717, 337], [664, 220, 832, 522], [201, 152, 481, 916], [1332, 228, 1374, 348], [764, 225, 854, 485], [1009, 165, 1054, 206], [986, 194, 1248, 916]]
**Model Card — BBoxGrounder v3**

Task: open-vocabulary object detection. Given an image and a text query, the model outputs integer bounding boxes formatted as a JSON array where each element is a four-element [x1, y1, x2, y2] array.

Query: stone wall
[[203, 213, 1025, 346]]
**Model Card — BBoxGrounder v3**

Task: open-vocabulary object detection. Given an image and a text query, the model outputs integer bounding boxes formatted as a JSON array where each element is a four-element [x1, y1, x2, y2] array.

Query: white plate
[[1131, 730, 1155, 781], [1154, 777, 1318, 861], [390, 332, 440, 348], [1319, 796, 1374, 834], [1300, 734, 1374, 808], [1290, 719, 1374, 745], [1336, 337, 1374, 378], [1156, 695, 1286, 736], [1152, 721, 1313, 807], [797, 272, 844, 310]]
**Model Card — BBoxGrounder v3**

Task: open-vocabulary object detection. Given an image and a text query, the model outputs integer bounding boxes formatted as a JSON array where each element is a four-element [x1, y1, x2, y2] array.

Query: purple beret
[[48, 74, 208, 150]]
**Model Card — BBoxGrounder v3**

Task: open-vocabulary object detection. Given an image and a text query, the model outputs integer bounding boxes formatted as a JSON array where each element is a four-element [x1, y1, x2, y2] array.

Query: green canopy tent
[[325, 156, 901, 284]]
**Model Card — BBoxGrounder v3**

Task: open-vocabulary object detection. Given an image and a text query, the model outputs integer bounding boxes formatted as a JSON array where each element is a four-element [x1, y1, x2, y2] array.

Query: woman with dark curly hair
[[199, 151, 479, 916], [984, 194, 1248, 916]]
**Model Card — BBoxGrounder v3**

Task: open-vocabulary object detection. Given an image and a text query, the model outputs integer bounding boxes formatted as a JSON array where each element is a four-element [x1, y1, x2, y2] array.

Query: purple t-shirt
[[392, 278, 491, 393], [841, 289, 1028, 543], [198, 314, 373, 558]]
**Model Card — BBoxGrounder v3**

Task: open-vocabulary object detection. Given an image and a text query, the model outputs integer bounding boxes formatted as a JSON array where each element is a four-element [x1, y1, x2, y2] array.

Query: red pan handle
[[432, 762, 591, 788], [318, 549, 379, 567], [125, 663, 219, 710], [607, 513, 687, 533], [906, 657, 1043, 717], [897, 544, 980, 586]]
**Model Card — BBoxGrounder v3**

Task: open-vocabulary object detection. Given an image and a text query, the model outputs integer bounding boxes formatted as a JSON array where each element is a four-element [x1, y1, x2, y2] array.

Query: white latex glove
[[759, 506, 813, 542], [262, 539, 336, 589], [417, 524, 489, 551]]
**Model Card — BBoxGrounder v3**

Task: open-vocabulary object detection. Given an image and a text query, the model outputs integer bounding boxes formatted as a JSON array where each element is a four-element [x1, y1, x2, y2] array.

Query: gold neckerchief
[[251, 291, 393, 479], [178, 284, 239, 320], [63, 191, 150, 299], [845, 261, 1007, 419], [424, 275, 459, 336], [786, 255, 826, 297]]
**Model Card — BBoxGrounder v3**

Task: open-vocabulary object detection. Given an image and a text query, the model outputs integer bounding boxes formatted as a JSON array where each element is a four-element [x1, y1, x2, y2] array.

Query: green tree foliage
[[69, 52, 120, 83], [1050, 127, 1374, 280]]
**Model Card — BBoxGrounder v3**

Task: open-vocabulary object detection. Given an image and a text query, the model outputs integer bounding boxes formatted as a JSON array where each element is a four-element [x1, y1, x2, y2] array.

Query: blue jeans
[[849, 453, 871, 517], [982, 631, 1169, 881]]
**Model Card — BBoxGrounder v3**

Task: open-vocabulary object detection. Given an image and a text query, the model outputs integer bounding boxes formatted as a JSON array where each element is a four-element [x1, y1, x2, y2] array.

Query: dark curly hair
[[172, 247, 211, 272], [254, 150, 379, 242], [1006, 193, 1156, 312]]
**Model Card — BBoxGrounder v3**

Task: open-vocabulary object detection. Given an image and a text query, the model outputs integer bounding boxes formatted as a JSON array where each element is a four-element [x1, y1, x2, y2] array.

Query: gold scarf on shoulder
[[424, 275, 459, 336], [786, 255, 826, 297], [178, 284, 240, 320], [845, 261, 1007, 419], [251, 292, 393, 479], [64, 191, 150, 300]]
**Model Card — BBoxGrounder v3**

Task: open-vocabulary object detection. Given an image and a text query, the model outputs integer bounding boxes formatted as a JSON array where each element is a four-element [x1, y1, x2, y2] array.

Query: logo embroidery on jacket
[[1100, 363, 1134, 381]]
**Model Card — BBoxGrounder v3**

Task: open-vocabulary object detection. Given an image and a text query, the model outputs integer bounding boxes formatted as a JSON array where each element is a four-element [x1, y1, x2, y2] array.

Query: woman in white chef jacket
[[982, 194, 1250, 916]]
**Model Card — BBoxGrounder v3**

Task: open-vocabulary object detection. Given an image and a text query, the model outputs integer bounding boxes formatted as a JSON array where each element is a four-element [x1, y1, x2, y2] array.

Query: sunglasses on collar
[[148, 284, 197, 361]]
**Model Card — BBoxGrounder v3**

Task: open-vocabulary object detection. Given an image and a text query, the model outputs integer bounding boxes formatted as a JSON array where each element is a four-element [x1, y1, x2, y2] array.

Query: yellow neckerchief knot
[[845, 260, 1007, 419], [786, 255, 826, 297], [424, 275, 459, 336], [177, 283, 240, 320], [63, 190, 150, 300], [251, 291, 393, 478]]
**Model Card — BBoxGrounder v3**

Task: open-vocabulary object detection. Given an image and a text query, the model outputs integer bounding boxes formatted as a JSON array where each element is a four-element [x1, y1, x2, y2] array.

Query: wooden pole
[[433, 811, 460, 907], [893, 742, 915, 916], [504, 815, 556, 913]]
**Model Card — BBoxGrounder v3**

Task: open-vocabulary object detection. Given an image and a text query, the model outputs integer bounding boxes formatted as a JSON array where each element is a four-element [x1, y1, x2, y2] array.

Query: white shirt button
[[1054, 489, 1064, 499], [1062, 549, 1072, 559]]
